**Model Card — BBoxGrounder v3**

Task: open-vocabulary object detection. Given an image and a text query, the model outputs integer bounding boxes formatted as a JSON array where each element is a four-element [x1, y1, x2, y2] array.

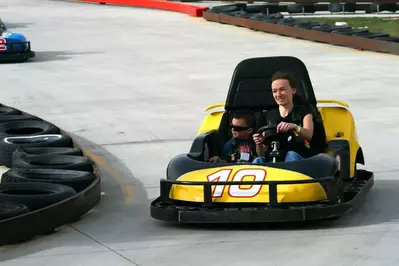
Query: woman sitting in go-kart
[[209, 70, 324, 165], [252, 70, 320, 164]]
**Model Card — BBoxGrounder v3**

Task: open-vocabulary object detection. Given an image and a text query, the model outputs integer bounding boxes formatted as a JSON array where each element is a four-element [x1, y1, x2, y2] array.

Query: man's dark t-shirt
[[221, 138, 257, 162]]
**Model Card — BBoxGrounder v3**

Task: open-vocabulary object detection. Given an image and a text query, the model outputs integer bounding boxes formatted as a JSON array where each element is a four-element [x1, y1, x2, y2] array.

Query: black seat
[[215, 78, 279, 152], [196, 57, 329, 160]]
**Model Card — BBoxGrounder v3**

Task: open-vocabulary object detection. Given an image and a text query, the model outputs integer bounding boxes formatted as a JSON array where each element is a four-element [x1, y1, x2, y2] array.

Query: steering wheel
[[256, 124, 294, 144], [256, 124, 296, 163]]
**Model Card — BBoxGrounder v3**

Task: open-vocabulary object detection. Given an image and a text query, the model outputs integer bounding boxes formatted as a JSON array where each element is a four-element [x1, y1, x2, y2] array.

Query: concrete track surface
[[0, 0, 399, 265]]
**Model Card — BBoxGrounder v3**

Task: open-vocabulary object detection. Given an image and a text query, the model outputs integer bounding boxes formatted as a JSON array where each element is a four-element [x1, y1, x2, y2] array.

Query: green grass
[[306, 17, 399, 37]]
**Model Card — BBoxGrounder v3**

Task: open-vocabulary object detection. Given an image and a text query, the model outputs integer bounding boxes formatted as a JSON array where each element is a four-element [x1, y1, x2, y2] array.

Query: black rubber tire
[[12, 146, 83, 163], [0, 114, 42, 123], [353, 32, 390, 39], [245, 3, 280, 14], [328, 3, 343, 12], [2, 168, 96, 193], [277, 17, 298, 26], [237, 12, 262, 19], [0, 120, 59, 137], [311, 25, 334, 32], [0, 202, 30, 220], [0, 107, 21, 115], [0, 134, 73, 167], [251, 12, 283, 21], [261, 17, 284, 24], [225, 10, 247, 17], [209, 3, 246, 14], [374, 36, 399, 43], [294, 21, 327, 29], [344, 3, 357, 12], [311, 25, 350, 33], [12, 154, 94, 172], [366, 3, 397, 13], [0, 182, 76, 211], [286, 4, 316, 14], [327, 176, 345, 204], [332, 28, 369, 35]]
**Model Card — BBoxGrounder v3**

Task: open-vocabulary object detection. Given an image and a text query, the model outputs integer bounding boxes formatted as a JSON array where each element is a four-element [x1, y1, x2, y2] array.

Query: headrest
[[224, 56, 317, 110], [229, 78, 278, 110]]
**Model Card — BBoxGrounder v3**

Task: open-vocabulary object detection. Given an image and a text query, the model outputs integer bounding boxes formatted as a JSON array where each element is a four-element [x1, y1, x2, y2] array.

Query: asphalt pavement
[[0, 0, 399, 265]]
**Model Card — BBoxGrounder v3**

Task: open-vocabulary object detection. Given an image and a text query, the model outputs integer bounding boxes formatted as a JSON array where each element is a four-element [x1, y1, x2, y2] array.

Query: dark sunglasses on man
[[230, 124, 251, 131]]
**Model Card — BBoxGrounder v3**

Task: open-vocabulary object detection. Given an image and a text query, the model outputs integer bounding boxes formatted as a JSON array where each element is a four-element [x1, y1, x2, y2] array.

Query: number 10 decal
[[0, 38, 6, 51], [207, 168, 267, 198]]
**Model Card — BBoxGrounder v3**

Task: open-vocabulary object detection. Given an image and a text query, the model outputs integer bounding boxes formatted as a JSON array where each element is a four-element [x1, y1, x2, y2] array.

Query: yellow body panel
[[198, 103, 225, 135], [170, 165, 327, 203], [317, 103, 360, 177], [198, 111, 224, 135], [316, 99, 349, 108], [204, 103, 225, 112]]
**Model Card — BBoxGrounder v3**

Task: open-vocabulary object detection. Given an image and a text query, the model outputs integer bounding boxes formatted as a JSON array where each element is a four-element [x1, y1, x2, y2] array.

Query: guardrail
[[202, 6, 399, 55], [80, 0, 209, 17]]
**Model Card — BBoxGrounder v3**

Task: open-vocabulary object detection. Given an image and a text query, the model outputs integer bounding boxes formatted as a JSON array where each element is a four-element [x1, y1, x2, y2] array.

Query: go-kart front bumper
[[0, 41, 35, 63], [150, 170, 374, 224]]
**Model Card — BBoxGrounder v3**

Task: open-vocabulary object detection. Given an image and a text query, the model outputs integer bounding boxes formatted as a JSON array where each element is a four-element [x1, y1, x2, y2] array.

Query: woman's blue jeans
[[252, 151, 304, 164]]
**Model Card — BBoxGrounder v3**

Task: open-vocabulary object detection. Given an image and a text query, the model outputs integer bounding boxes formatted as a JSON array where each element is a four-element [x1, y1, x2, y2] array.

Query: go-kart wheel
[[328, 175, 344, 204]]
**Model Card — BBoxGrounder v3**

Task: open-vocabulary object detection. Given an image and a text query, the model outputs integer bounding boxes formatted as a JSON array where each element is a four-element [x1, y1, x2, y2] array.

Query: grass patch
[[306, 17, 399, 37]]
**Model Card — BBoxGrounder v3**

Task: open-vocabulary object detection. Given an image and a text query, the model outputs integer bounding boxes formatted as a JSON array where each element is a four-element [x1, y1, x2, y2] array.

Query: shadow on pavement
[[160, 176, 399, 231], [3, 22, 33, 29], [27, 51, 104, 63]]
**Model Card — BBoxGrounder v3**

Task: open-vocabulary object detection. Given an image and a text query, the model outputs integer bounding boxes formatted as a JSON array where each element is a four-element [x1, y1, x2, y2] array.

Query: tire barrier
[[184, 1, 398, 14], [11, 147, 83, 162], [0, 134, 73, 167], [2, 169, 95, 193], [80, 0, 209, 17], [0, 202, 29, 220], [0, 104, 102, 245], [203, 6, 399, 55]]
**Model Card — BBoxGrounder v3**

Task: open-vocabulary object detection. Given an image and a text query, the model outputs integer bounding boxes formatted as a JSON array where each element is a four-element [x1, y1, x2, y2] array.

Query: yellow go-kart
[[150, 56, 374, 224]]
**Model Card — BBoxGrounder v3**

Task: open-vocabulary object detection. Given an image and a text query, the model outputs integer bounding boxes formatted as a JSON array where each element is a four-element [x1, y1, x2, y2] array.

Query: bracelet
[[295, 125, 301, 134]]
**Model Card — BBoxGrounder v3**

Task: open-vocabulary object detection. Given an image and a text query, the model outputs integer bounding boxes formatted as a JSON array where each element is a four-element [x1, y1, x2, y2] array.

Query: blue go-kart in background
[[0, 18, 35, 63]]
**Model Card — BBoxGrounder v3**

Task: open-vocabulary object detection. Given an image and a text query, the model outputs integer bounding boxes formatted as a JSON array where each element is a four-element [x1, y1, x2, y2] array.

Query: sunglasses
[[230, 124, 251, 131]]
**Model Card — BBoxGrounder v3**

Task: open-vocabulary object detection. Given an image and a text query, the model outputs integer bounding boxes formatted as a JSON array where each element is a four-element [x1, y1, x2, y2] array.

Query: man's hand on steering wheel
[[277, 122, 297, 133], [253, 133, 265, 146]]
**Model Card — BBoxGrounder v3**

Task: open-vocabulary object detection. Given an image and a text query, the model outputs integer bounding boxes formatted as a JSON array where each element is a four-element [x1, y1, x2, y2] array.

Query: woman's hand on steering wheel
[[277, 122, 297, 133]]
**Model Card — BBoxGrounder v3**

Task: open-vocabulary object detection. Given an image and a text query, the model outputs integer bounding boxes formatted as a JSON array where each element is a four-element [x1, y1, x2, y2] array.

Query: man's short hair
[[231, 110, 254, 128], [271, 70, 298, 89]]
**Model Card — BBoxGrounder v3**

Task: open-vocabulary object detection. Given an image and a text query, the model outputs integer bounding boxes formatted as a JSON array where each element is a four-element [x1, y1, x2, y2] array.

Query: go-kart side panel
[[198, 111, 224, 135], [318, 105, 360, 178], [170, 165, 327, 203]]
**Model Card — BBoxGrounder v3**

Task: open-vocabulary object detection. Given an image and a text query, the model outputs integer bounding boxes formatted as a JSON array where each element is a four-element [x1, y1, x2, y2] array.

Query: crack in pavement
[[99, 138, 193, 147], [70, 226, 140, 266]]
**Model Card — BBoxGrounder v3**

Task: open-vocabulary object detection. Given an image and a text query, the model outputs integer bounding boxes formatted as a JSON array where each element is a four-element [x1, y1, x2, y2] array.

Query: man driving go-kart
[[253, 70, 325, 164]]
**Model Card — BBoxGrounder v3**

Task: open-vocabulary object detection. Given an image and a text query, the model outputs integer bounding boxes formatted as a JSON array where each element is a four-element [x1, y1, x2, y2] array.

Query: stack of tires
[[0, 105, 96, 222], [207, 4, 399, 44]]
